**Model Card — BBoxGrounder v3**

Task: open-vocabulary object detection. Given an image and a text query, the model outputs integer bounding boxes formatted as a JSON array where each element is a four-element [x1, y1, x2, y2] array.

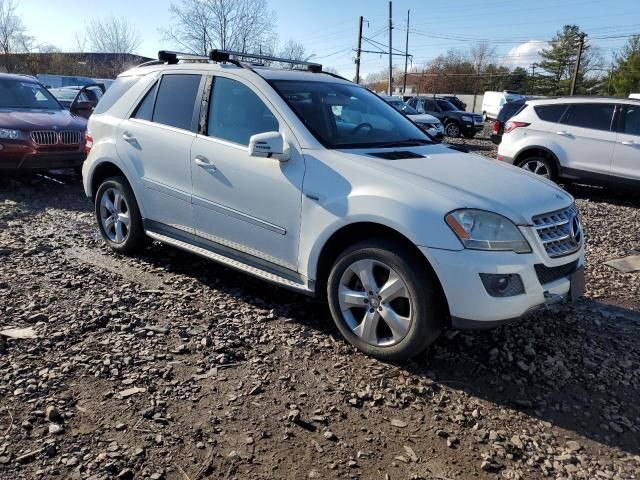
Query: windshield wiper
[[371, 138, 433, 148]]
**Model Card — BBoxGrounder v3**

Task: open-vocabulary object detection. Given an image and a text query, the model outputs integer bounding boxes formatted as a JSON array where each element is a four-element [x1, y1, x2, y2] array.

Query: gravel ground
[[1, 132, 639, 480]]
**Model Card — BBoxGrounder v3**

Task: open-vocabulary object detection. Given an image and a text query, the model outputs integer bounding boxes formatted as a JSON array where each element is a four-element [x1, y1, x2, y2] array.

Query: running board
[[145, 230, 315, 295]]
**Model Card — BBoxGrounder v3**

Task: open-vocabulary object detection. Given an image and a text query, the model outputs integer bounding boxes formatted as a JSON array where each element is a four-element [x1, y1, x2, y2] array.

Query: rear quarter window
[[534, 104, 568, 123], [94, 76, 141, 114]]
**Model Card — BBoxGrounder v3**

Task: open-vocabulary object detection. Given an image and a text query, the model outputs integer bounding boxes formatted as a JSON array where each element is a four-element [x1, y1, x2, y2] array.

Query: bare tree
[[0, 0, 32, 71], [278, 39, 312, 68], [85, 17, 141, 54], [162, 0, 276, 55]]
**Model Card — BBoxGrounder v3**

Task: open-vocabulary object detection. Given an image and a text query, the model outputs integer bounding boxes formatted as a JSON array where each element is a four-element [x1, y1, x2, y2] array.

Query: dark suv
[[437, 95, 466, 111], [407, 97, 483, 138], [0, 73, 87, 170]]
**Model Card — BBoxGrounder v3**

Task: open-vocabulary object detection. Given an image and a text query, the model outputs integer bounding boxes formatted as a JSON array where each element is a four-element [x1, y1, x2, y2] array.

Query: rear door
[[116, 72, 203, 231], [552, 102, 617, 180], [611, 103, 640, 185]]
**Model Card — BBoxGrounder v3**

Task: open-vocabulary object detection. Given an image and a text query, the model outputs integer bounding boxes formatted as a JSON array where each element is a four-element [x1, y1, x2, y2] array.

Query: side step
[[145, 230, 314, 295]]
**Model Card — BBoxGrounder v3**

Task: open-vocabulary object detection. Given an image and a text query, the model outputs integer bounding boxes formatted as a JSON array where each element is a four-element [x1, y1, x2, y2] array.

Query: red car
[[0, 73, 88, 170]]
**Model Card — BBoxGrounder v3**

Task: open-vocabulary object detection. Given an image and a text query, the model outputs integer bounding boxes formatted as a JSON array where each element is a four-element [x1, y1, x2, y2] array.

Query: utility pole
[[402, 9, 410, 95], [570, 32, 586, 96], [388, 0, 393, 96], [530, 62, 538, 94], [355, 16, 363, 84]]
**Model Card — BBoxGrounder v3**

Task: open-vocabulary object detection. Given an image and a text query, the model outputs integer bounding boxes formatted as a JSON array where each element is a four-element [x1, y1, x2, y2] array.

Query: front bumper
[[420, 244, 584, 327], [0, 141, 86, 169]]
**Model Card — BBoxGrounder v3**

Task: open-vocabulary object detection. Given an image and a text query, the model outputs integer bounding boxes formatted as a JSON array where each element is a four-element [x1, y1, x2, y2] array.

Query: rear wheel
[[517, 156, 554, 180], [445, 122, 461, 138], [327, 239, 443, 361], [95, 176, 146, 253]]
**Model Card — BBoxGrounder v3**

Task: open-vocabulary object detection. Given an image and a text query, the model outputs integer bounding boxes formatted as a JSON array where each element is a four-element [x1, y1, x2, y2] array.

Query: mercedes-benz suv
[[83, 50, 585, 361]]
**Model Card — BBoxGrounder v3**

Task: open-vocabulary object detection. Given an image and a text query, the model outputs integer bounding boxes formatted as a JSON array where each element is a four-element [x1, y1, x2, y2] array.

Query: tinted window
[[437, 100, 457, 111], [132, 82, 158, 121], [534, 104, 568, 123], [621, 105, 640, 136], [561, 103, 615, 131], [94, 76, 140, 114], [423, 99, 438, 111], [152, 74, 201, 131], [497, 102, 525, 122], [208, 77, 278, 145]]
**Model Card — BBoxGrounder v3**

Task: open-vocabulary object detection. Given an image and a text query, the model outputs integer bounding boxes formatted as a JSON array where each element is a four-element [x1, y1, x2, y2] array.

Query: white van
[[630, 93, 640, 99], [482, 91, 524, 121]]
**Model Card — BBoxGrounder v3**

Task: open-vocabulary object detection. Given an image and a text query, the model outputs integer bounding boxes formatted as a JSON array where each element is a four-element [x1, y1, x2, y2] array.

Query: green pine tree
[[605, 35, 640, 97]]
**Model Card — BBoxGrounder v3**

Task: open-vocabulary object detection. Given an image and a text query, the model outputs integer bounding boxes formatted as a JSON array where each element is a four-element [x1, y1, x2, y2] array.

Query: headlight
[[461, 115, 472, 123], [445, 209, 531, 253], [0, 128, 21, 140]]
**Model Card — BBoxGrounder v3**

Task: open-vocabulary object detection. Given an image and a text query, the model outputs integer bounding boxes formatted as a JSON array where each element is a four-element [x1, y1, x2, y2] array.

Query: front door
[[612, 103, 640, 185], [190, 75, 305, 272]]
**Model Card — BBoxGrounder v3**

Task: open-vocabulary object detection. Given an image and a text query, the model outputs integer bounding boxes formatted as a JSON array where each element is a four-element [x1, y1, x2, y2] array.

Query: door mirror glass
[[248, 131, 290, 162]]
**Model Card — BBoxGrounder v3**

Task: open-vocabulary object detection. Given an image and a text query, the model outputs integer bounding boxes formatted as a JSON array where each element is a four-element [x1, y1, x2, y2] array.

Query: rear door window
[[152, 74, 202, 132], [534, 104, 568, 123], [560, 103, 615, 131]]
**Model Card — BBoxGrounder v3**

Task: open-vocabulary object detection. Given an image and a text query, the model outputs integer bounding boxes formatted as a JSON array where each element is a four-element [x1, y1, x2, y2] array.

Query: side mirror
[[248, 131, 290, 162]]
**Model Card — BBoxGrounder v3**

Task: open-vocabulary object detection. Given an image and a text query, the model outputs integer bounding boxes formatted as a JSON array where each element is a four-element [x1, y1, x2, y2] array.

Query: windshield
[[388, 100, 419, 115], [436, 99, 458, 112], [0, 79, 62, 110], [270, 80, 431, 148]]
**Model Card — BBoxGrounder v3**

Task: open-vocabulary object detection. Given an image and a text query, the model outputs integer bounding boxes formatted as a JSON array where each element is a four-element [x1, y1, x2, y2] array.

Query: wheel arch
[[312, 221, 450, 317], [88, 160, 146, 218]]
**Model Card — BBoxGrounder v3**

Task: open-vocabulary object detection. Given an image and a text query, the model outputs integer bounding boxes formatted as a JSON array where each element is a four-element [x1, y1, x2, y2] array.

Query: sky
[[16, 0, 640, 79]]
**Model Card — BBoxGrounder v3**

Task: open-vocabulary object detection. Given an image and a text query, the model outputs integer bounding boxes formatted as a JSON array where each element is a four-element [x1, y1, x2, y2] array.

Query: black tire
[[462, 131, 476, 139], [94, 176, 146, 254], [445, 122, 461, 138], [326, 238, 444, 361], [517, 156, 556, 181]]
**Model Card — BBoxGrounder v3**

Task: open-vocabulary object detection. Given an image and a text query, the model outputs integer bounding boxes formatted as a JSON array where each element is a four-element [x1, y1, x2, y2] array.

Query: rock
[[566, 440, 582, 452], [46, 406, 64, 424], [481, 460, 503, 472], [287, 409, 301, 423], [117, 469, 134, 480], [115, 422, 127, 431], [323, 431, 337, 441], [390, 418, 408, 428], [48, 423, 64, 435], [66, 456, 80, 467], [347, 460, 358, 468]]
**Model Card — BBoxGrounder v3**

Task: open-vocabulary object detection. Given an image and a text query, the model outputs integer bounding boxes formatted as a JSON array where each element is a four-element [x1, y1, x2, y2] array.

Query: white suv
[[83, 50, 585, 360], [498, 97, 640, 188]]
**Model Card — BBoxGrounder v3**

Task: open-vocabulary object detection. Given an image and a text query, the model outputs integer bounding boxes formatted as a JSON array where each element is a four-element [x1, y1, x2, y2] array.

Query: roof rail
[[158, 50, 209, 64], [209, 49, 323, 73]]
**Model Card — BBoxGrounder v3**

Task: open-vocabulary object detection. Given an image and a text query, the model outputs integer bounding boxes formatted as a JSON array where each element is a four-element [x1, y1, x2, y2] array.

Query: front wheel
[[445, 122, 461, 138], [327, 239, 443, 361], [95, 176, 146, 253]]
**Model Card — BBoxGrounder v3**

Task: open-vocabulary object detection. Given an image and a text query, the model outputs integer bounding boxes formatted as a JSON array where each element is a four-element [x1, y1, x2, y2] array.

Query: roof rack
[[209, 49, 323, 73]]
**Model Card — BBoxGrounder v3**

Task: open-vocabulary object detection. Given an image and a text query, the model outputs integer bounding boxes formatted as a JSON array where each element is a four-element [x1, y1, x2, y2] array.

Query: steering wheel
[[350, 123, 373, 135]]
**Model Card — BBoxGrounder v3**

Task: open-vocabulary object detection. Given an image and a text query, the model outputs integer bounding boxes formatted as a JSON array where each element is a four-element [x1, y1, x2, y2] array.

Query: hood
[[407, 113, 440, 124], [0, 109, 87, 131], [337, 144, 573, 225]]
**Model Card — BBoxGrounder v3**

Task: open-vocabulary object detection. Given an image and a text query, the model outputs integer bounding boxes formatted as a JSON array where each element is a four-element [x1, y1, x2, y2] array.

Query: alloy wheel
[[446, 123, 460, 137], [338, 258, 412, 347], [99, 187, 131, 243], [521, 159, 550, 178]]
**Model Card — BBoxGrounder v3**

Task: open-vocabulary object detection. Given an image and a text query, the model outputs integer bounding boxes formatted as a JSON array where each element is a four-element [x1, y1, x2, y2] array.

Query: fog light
[[479, 273, 525, 297]]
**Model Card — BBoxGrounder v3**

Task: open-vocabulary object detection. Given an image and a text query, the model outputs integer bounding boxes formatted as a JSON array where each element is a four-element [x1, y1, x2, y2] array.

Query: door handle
[[556, 131, 571, 137], [194, 155, 216, 170], [122, 132, 136, 143]]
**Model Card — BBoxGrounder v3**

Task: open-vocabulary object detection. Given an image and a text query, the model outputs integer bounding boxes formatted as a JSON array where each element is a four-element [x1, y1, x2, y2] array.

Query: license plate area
[[569, 266, 585, 301]]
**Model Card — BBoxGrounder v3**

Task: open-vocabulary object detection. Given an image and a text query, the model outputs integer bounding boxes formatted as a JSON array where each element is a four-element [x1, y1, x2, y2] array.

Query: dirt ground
[[1, 132, 639, 480]]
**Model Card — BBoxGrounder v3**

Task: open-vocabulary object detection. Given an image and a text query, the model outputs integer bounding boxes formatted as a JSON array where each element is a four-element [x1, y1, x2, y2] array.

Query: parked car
[[437, 95, 466, 111], [630, 93, 640, 99], [482, 91, 524, 121], [490, 100, 525, 145], [382, 96, 445, 140], [48, 84, 106, 119], [83, 50, 585, 361], [0, 73, 87, 170], [406, 96, 483, 138], [497, 97, 640, 188]]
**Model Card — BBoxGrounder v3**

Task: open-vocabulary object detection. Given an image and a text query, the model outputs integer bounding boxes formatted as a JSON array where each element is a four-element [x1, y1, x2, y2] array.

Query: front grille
[[31, 131, 58, 145], [535, 259, 579, 285], [532, 204, 582, 258], [30, 130, 83, 146], [59, 131, 82, 145]]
